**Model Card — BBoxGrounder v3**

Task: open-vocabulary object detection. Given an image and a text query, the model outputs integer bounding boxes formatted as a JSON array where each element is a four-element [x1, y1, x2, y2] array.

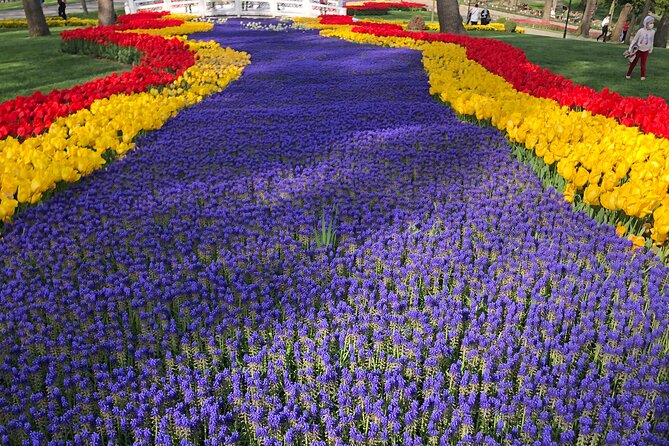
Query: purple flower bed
[[0, 20, 668, 445]]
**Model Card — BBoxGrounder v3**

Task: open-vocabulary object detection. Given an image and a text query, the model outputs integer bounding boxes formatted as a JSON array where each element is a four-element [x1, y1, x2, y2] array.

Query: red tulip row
[[61, 25, 194, 73], [340, 19, 669, 139], [113, 11, 183, 30], [347, 1, 425, 11], [115, 18, 184, 30], [0, 15, 195, 141], [115, 10, 170, 24], [319, 15, 354, 24]]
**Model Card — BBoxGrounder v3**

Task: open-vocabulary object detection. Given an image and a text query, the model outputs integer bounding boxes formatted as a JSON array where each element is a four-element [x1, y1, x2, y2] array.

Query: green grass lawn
[[0, 27, 131, 103], [469, 31, 669, 102], [352, 10, 587, 36], [0, 0, 56, 10], [350, 10, 438, 22]]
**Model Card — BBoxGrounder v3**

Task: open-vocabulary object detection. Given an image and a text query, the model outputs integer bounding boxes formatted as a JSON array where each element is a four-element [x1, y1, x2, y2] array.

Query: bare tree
[[80, 0, 89, 13], [98, 0, 117, 25], [22, 0, 50, 36], [578, 0, 598, 37], [611, 2, 633, 41]]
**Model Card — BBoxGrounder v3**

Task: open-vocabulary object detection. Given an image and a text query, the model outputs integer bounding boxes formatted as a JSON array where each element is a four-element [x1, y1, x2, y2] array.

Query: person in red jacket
[[621, 20, 630, 42]]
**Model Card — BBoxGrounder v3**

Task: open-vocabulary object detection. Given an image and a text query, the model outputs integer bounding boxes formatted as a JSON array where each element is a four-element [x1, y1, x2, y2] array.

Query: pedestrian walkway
[[0, 0, 593, 40], [0, 0, 97, 19]]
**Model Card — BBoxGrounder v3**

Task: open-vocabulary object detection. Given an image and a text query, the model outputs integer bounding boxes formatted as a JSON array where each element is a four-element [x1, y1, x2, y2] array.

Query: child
[[626, 16, 655, 80]]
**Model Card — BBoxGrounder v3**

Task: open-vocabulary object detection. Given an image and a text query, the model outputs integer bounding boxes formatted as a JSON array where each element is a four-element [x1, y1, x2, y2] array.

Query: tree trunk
[[610, 3, 632, 42], [655, 13, 669, 47], [625, 12, 636, 43], [81, 0, 88, 13], [629, 0, 653, 37], [608, 0, 616, 18], [578, 0, 598, 37], [542, 0, 552, 22], [98, 0, 116, 25], [639, 0, 652, 21], [22, 0, 50, 36], [436, 0, 467, 34]]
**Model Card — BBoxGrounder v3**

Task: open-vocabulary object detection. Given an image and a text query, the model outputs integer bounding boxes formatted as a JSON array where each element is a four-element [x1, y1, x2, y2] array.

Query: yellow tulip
[[599, 190, 619, 211], [16, 182, 31, 203], [0, 197, 18, 221], [628, 234, 645, 250], [573, 167, 590, 188], [583, 184, 601, 206], [563, 184, 576, 203], [615, 224, 627, 237]]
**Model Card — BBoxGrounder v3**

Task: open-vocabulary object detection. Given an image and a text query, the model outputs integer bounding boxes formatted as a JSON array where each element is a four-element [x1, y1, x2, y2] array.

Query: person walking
[[596, 15, 610, 41], [626, 16, 655, 80], [469, 3, 482, 25], [57, 0, 67, 20]]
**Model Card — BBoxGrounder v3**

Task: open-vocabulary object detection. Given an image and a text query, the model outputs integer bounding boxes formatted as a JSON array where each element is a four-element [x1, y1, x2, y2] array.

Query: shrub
[[406, 15, 426, 31], [495, 17, 518, 32]]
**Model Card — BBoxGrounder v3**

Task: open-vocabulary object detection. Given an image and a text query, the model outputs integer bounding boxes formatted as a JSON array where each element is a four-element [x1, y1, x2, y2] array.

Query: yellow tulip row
[[313, 25, 669, 245], [417, 22, 524, 33], [163, 13, 200, 21], [123, 21, 214, 36], [464, 22, 524, 33], [0, 17, 98, 28], [0, 33, 249, 222]]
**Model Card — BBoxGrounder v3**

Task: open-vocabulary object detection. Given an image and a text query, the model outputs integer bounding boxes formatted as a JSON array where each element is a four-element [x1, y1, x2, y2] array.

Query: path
[[0, 0, 594, 40], [0, 0, 580, 40], [0, 0, 97, 19], [0, 21, 666, 444]]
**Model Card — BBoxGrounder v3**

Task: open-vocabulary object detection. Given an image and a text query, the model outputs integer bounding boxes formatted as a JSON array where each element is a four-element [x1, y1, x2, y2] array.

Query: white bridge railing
[[124, 0, 346, 18]]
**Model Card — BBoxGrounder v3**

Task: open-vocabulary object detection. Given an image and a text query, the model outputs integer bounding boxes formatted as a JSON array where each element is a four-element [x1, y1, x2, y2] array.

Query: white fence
[[124, 0, 346, 17]]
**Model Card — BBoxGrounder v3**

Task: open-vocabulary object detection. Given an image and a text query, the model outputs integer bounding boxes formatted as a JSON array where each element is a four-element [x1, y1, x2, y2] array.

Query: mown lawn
[[0, 0, 56, 10], [471, 31, 669, 102], [0, 27, 131, 102]]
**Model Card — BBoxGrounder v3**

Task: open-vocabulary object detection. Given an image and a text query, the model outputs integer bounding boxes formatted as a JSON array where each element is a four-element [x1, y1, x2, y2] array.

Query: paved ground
[[0, 0, 589, 40], [0, 0, 98, 19]]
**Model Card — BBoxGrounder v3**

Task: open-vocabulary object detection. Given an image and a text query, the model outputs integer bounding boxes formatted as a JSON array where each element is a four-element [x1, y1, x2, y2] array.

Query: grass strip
[[0, 27, 131, 103]]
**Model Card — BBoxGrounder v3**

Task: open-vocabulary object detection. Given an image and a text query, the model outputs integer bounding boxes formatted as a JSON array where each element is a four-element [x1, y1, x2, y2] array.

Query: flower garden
[[0, 12, 668, 446], [345, 1, 426, 14]]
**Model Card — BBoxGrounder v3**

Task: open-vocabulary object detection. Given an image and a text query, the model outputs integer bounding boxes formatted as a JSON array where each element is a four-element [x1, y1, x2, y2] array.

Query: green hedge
[[495, 17, 518, 32]]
